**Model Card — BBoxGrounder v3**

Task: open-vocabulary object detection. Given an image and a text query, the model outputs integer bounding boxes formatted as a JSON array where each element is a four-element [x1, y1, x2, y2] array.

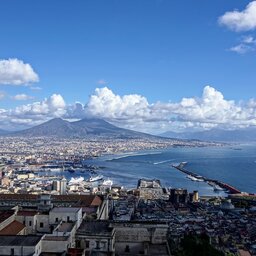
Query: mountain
[[161, 128, 256, 142], [8, 117, 159, 139], [0, 129, 8, 135], [12, 118, 77, 137]]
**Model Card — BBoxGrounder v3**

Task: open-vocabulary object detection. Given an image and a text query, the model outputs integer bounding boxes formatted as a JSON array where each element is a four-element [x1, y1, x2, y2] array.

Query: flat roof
[[77, 221, 113, 235], [43, 235, 69, 241], [51, 207, 81, 213], [56, 222, 75, 232], [0, 235, 42, 246]]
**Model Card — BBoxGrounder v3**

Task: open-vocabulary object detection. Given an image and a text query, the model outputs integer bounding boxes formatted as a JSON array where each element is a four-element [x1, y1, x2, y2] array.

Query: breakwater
[[172, 162, 241, 194]]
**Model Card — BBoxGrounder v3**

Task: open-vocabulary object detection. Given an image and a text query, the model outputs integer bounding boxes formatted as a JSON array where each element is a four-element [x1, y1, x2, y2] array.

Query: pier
[[172, 162, 241, 194]]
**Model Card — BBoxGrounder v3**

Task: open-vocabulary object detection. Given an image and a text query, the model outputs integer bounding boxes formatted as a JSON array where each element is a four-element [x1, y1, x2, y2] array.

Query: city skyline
[[1, 0, 256, 132]]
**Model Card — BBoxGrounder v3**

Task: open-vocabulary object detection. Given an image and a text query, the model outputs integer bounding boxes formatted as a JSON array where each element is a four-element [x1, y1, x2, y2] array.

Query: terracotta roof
[[0, 220, 25, 235], [0, 210, 15, 223], [52, 195, 102, 206], [238, 250, 252, 256], [0, 194, 103, 207], [17, 210, 38, 216]]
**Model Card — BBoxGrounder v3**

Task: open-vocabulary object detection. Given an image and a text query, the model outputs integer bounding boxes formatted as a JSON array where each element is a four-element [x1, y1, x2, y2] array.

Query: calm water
[[53, 144, 256, 196]]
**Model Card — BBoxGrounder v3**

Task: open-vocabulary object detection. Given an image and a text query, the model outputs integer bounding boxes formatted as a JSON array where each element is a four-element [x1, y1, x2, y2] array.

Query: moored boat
[[88, 175, 103, 182]]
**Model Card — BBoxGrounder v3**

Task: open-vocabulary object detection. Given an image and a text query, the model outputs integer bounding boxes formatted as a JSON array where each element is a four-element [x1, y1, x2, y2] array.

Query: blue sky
[[0, 0, 256, 132]]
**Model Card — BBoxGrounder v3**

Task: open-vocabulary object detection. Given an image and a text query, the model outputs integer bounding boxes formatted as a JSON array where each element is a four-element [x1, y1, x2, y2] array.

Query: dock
[[171, 162, 241, 194]]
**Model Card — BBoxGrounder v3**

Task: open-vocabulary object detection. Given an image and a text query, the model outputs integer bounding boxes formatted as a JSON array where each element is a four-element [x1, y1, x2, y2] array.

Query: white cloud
[[228, 35, 256, 54], [82, 86, 256, 132], [2, 94, 66, 129], [219, 1, 256, 32], [230, 43, 254, 54], [84, 87, 150, 120], [0, 58, 39, 86], [11, 94, 34, 101], [2, 86, 256, 133], [242, 35, 255, 43]]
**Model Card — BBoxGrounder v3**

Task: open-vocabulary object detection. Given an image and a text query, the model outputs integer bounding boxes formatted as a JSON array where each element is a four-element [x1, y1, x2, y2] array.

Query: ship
[[67, 167, 75, 173], [186, 175, 203, 182], [102, 178, 113, 186], [88, 175, 103, 182], [69, 176, 84, 185], [213, 184, 224, 191]]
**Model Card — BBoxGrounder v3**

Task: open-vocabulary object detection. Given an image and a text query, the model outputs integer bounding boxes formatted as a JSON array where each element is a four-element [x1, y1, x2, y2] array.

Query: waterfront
[[82, 144, 256, 195]]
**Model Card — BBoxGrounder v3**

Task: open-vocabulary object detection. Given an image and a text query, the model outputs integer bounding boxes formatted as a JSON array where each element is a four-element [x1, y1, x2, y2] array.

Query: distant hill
[[0, 128, 8, 135], [161, 128, 256, 142], [7, 117, 161, 139]]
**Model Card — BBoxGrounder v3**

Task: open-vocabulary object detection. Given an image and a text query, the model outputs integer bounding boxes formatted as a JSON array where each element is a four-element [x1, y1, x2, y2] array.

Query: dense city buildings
[[0, 137, 255, 255]]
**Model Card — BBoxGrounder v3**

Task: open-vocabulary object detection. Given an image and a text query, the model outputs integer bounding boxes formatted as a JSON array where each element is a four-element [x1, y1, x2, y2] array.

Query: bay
[[83, 144, 256, 196]]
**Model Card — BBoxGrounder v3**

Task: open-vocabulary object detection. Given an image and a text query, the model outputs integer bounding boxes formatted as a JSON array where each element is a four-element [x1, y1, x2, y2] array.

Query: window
[[67, 216, 70, 222], [29, 221, 32, 226], [11, 248, 14, 256], [40, 222, 44, 228], [76, 240, 81, 248], [55, 217, 59, 223], [85, 241, 90, 248], [125, 245, 130, 253]]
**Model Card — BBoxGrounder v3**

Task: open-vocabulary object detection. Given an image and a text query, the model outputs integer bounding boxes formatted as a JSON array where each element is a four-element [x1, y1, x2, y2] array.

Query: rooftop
[[0, 194, 103, 207], [0, 220, 25, 235], [138, 179, 161, 189], [0, 235, 42, 246], [77, 221, 113, 235], [56, 222, 75, 232], [51, 207, 81, 213], [0, 210, 15, 223], [43, 235, 69, 241], [17, 210, 38, 216]]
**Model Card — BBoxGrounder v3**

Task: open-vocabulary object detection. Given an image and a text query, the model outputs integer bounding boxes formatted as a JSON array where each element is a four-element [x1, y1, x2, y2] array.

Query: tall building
[[170, 188, 188, 204], [60, 177, 67, 195], [137, 179, 163, 200], [52, 180, 60, 192]]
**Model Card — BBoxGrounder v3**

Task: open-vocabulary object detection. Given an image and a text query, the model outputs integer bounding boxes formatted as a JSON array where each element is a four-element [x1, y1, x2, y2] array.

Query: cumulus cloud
[[0, 58, 39, 86], [2, 86, 256, 133], [1, 94, 66, 129], [11, 94, 34, 101], [82, 86, 256, 132], [84, 87, 150, 120], [219, 1, 256, 32]]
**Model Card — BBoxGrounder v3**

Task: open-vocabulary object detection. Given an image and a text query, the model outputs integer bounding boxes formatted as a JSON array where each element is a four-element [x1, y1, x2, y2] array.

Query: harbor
[[171, 162, 242, 194]]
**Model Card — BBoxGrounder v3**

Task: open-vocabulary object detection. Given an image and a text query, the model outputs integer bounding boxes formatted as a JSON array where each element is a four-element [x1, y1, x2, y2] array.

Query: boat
[[69, 176, 84, 185], [67, 167, 75, 173], [186, 175, 203, 182], [88, 175, 103, 182], [102, 178, 113, 186], [214, 184, 224, 191]]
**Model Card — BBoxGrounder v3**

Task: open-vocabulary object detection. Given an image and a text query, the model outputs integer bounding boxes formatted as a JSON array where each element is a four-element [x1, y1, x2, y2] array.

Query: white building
[[0, 235, 42, 256]]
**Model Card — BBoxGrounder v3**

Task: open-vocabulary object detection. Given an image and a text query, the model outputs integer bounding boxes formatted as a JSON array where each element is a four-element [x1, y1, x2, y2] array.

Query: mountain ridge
[[4, 117, 161, 139], [161, 128, 256, 142]]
